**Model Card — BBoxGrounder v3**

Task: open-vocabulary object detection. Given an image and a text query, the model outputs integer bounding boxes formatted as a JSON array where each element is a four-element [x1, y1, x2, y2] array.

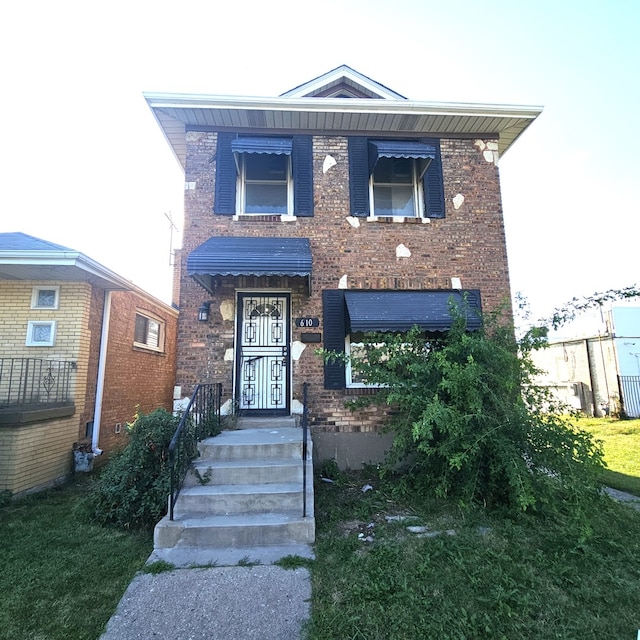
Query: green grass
[[308, 471, 640, 640], [578, 417, 640, 495], [0, 479, 152, 640]]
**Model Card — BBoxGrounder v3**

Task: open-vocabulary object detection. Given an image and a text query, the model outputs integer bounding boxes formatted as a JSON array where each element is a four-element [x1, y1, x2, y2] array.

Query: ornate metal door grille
[[236, 294, 290, 412]]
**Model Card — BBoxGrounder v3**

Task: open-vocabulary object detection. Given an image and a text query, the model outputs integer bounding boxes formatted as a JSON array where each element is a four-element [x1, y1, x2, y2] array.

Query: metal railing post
[[302, 382, 308, 518]]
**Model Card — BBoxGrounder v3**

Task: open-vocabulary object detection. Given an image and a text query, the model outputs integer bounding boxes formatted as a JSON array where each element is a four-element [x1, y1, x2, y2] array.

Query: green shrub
[[328, 302, 604, 515], [77, 408, 178, 530]]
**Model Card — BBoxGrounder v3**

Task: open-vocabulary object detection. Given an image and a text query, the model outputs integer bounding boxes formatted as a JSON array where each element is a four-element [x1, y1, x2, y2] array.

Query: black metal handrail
[[302, 381, 309, 518], [0, 358, 75, 409], [168, 383, 222, 520]]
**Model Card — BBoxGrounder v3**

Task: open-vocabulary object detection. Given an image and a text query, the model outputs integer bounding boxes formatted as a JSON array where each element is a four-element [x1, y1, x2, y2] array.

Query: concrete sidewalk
[[100, 564, 311, 640]]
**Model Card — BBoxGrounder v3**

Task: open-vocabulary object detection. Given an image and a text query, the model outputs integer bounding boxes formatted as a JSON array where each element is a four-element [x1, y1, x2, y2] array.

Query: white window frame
[[236, 153, 293, 215], [133, 312, 165, 352], [26, 320, 57, 346], [31, 286, 60, 310], [369, 157, 425, 218], [345, 333, 387, 388]]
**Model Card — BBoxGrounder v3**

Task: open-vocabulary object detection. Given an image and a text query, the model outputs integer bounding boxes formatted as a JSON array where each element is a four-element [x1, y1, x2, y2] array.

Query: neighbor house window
[[31, 286, 60, 309], [214, 133, 314, 217], [134, 312, 163, 351], [26, 320, 57, 346]]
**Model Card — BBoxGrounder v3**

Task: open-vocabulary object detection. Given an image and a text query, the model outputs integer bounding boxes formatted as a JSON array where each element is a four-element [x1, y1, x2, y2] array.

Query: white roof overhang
[[0, 250, 134, 290], [144, 92, 542, 171]]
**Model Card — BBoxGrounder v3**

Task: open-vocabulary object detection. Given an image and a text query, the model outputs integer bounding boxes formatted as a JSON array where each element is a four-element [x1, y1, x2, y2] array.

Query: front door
[[236, 293, 290, 414]]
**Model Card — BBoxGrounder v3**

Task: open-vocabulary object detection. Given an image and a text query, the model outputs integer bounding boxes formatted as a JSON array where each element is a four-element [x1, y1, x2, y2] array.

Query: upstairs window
[[134, 312, 164, 351], [348, 138, 445, 219], [237, 148, 292, 214], [371, 157, 423, 217], [214, 133, 314, 217]]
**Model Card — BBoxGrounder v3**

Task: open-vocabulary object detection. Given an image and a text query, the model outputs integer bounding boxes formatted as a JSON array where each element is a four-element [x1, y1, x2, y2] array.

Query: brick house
[[0, 233, 178, 495], [145, 66, 541, 467]]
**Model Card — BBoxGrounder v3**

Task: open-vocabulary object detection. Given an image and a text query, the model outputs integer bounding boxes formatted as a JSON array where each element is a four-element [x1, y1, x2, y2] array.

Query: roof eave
[[0, 250, 133, 290], [144, 93, 543, 170]]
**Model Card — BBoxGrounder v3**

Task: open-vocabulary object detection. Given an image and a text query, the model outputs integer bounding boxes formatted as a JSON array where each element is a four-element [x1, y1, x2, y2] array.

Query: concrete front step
[[155, 512, 315, 549], [175, 483, 306, 516], [153, 419, 315, 564], [199, 427, 305, 461], [185, 458, 305, 487], [236, 416, 297, 429], [148, 543, 314, 568]]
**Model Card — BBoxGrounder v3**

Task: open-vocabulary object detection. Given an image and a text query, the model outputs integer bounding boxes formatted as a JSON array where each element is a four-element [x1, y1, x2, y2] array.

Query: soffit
[[145, 93, 542, 171]]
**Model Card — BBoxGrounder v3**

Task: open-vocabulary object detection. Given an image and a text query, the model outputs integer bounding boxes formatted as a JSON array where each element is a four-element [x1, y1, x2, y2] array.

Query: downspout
[[92, 290, 112, 455], [597, 333, 611, 412], [585, 338, 598, 417]]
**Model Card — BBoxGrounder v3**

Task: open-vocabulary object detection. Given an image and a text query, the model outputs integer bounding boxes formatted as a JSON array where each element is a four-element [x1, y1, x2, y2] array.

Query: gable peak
[[280, 65, 406, 100]]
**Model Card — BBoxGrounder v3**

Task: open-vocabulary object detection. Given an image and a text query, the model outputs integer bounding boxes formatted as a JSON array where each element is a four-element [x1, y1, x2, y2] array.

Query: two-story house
[[146, 66, 541, 468], [0, 233, 178, 495]]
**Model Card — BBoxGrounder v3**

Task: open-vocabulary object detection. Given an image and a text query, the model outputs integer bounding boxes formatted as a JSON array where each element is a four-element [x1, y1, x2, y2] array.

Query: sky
[[1, 0, 638, 333]]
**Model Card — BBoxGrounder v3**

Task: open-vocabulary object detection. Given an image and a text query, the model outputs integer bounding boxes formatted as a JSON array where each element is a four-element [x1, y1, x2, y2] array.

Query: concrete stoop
[[153, 422, 314, 567]]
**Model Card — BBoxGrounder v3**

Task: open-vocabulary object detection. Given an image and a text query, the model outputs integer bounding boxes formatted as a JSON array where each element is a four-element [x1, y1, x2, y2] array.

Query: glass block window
[[26, 320, 57, 346], [31, 286, 60, 309]]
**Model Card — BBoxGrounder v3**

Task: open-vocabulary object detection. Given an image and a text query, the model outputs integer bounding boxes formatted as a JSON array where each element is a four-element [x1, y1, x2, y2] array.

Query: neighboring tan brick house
[[146, 66, 541, 467], [0, 233, 178, 495]]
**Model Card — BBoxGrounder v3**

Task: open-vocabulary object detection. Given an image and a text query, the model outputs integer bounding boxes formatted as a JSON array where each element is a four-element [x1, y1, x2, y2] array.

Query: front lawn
[[0, 479, 152, 640], [308, 470, 640, 639], [578, 417, 640, 495]]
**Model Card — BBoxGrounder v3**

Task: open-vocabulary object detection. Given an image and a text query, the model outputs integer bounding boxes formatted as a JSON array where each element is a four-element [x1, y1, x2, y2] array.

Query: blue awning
[[368, 140, 437, 175], [231, 137, 293, 156], [344, 290, 482, 333], [187, 237, 312, 294]]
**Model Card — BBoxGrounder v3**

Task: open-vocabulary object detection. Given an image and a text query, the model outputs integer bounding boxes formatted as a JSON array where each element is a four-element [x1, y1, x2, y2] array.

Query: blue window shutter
[[293, 136, 314, 217], [214, 132, 237, 215], [348, 137, 370, 217], [323, 290, 346, 389], [422, 138, 445, 219]]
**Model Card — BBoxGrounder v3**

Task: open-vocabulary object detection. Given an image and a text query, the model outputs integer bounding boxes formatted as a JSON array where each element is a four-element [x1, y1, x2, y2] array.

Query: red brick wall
[[94, 290, 178, 454], [177, 131, 512, 433], [75, 286, 105, 443]]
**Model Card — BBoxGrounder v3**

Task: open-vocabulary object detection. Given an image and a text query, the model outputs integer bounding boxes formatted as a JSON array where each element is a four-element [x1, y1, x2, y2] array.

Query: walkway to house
[[102, 416, 313, 639], [100, 564, 311, 640]]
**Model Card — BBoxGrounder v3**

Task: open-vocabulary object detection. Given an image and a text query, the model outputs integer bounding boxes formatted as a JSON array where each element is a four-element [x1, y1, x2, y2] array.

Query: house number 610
[[295, 317, 319, 328]]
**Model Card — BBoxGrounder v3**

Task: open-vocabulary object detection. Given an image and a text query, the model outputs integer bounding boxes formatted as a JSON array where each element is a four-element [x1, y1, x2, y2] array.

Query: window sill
[[366, 216, 431, 224], [132, 343, 165, 355], [344, 387, 381, 396], [232, 214, 297, 222]]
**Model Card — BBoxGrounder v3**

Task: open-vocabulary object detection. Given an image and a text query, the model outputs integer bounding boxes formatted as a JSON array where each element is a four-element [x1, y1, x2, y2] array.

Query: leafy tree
[[327, 300, 608, 513]]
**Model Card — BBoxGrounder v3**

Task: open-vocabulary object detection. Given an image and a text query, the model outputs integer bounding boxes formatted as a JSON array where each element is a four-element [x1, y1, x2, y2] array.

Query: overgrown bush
[[77, 408, 178, 530], [329, 302, 605, 514]]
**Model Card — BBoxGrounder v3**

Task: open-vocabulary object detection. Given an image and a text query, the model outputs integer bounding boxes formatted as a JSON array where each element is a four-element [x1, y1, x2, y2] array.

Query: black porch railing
[[302, 381, 309, 518], [0, 358, 75, 409], [168, 383, 222, 520]]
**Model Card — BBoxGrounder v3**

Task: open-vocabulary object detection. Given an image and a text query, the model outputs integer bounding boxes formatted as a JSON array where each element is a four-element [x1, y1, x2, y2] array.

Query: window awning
[[231, 137, 293, 156], [344, 290, 482, 333], [368, 140, 437, 174], [187, 236, 312, 294]]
